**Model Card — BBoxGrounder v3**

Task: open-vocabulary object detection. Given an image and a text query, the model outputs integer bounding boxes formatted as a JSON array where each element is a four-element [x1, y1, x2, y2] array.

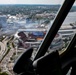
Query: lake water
[[63, 12, 76, 24]]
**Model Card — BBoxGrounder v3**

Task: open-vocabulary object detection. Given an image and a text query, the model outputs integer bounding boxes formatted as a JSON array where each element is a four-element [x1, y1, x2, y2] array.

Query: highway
[[0, 42, 6, 60], [0, 37, 10, 60], [0, 36, 15, 75]]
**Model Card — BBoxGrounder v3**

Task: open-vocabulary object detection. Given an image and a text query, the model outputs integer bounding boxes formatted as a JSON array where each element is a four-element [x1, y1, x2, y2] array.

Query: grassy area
[[0, 72, 8, 75]]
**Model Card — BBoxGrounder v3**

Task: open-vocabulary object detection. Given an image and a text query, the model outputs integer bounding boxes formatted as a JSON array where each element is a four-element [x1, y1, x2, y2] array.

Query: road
[[0, 42, 6, 60], [0, 36, 15, 75]]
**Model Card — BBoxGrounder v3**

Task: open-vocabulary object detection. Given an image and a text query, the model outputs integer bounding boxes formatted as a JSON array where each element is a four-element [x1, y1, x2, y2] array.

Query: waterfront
[[63, 12, 76, 24]]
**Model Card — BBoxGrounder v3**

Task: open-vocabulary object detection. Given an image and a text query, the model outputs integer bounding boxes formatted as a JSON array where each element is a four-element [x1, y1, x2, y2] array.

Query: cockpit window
[[58, 1, 76, 55], [1, 0, 75, 74]]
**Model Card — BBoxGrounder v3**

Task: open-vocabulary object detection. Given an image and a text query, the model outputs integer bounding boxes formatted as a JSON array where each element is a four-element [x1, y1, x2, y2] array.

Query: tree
[[0, 68, 1, 72], [0, 72, 8, 75], [0, 24, 2, 29]]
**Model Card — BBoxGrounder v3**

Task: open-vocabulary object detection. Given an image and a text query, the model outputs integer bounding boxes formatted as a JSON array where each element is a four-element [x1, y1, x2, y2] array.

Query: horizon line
[[0, 4, 75, 6], [0, 4, 61, 5]]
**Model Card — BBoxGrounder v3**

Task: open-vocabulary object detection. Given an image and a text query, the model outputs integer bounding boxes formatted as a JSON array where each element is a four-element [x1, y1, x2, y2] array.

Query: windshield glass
[[58, 1, 76, 55], [0, 0, 65, 74]]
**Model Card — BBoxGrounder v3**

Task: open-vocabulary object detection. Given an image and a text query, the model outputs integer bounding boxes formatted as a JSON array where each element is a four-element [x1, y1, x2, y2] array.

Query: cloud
[[0, 0, 72, 5], [0, 0, 17, 4], [15, 0, 64, 4]]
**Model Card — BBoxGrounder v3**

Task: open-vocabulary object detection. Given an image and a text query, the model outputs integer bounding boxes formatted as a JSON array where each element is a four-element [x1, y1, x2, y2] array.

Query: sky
[[0, 0, 76, 5], [0, 0, 65, 5]]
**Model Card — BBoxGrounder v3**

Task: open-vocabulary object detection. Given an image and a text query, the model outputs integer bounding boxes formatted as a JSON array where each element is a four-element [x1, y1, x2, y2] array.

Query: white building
[[58, 24, 76, 40]]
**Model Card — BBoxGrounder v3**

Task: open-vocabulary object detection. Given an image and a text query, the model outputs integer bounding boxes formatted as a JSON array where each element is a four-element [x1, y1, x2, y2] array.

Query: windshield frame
[[34, 0, 75, 60]]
